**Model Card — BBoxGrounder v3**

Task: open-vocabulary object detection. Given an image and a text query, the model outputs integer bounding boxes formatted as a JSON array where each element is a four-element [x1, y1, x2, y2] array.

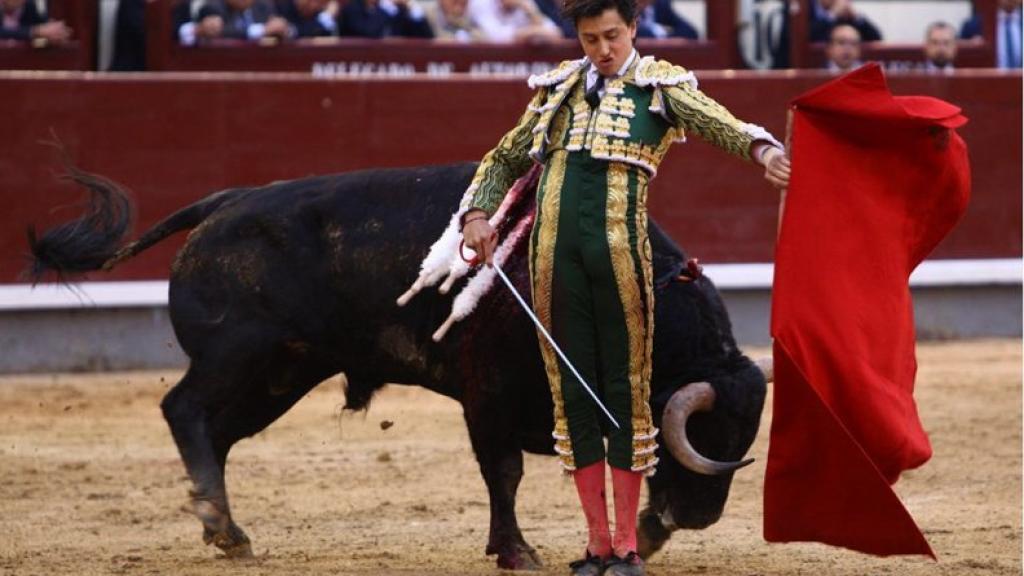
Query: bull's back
[[167, 163, 477, 377]]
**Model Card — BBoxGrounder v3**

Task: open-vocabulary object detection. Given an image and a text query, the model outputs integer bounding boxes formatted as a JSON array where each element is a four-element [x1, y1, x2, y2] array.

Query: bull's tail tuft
[[26, 140, 249, 284], [26, 160, 136, 283]]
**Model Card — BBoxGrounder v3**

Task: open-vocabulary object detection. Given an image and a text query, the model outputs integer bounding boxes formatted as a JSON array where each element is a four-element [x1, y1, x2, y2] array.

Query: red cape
[[764, 64, 971, 557]]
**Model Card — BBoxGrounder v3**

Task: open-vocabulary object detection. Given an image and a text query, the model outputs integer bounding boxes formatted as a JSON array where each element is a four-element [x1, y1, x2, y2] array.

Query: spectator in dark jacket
[[534, 0, 574, 37], [280, 0, 339, 37], [961, 0, 1021, 68], [111, 0, 145, 70], [181, 0, 291, 44], [339, 0, 434, 38], [172, 1, 193, 41], [636, 0, 697, 39], [0, 0, 71, 43], [810, 0, 880, 43]]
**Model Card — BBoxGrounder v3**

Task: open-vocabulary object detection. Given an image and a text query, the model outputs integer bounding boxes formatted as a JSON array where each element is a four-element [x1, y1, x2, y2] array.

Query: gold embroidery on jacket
[[632, 174, 657, 471], [467, 89, 547, 215], [529, 152, 575, 471], [605, 164, 657, 472]]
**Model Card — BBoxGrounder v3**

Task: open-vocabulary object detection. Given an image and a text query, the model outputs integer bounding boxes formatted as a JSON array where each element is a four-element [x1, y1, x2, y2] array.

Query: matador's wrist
[[758, 145, 784, 166], [460, 209, 488, 231]]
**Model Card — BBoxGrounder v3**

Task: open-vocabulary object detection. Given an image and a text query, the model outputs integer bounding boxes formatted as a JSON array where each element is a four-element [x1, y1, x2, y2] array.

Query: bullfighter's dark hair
[[561, 0, 637, 28]]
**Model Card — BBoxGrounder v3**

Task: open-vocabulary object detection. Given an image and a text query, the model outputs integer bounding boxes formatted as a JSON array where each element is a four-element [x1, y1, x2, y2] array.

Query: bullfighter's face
[[576, 7, 637, 78]]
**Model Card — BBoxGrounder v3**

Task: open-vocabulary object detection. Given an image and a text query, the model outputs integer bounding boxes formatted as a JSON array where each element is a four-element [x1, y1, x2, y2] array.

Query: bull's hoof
[[215, 538, 254, 559], [637, 510, 671, 560], [206, 522, 254, 559], [495, 543, 544, 571]]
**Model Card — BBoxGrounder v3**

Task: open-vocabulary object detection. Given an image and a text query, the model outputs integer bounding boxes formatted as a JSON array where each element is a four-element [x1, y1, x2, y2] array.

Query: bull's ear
[[652, 256, 686, 288]]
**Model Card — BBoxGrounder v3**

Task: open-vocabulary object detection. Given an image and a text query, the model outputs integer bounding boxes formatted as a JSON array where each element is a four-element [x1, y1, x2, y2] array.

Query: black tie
[[585, 74, 605, 108]]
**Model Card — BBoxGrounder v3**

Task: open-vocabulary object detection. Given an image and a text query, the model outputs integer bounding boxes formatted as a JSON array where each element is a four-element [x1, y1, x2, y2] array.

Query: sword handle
[[460, 234, 498, 268], [458, 239, 481, 267]]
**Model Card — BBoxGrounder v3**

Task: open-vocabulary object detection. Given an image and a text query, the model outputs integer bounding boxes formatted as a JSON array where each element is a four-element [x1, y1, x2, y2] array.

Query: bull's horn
[[755, 356, 773, 383], [662, 382, 754, 475]]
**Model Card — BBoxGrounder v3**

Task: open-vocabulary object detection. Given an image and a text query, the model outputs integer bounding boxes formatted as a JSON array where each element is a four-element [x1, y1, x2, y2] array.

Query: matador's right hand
[[462, 211, 498, 266]]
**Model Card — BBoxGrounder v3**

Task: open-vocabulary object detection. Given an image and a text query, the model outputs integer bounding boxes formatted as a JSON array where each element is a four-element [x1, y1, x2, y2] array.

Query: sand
[[0, 339, 1019, 575]]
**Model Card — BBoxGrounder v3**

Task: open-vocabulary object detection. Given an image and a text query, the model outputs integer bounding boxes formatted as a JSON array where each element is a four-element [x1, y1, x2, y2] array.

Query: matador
[[456, 1, 791, 573]]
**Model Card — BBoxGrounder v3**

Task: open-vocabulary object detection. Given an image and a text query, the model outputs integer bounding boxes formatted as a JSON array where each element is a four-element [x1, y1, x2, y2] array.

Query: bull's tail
[[26, 161, 246, 282]]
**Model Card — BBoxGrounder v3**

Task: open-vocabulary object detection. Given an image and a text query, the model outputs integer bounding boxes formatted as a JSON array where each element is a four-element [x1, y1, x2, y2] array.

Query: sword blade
[[492, 262, 621, 430]]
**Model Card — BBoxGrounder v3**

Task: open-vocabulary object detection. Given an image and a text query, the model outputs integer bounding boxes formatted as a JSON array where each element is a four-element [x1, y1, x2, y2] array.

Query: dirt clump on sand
[[0, 339, 1020, 575]]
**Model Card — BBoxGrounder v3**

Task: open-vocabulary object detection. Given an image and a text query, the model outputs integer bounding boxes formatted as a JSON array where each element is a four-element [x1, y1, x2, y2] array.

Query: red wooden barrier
[[1, 69, 1019, 284]]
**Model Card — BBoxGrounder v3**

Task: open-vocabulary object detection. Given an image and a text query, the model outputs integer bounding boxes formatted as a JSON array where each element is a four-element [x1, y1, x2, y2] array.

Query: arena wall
[[0, 70, 1019, 372]]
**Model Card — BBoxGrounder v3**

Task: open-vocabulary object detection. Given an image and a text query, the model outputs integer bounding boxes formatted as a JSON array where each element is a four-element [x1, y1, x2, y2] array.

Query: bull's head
[[640, 223, 771, 558], [639, 355, 770, 557], [662, 354, 772, 474]]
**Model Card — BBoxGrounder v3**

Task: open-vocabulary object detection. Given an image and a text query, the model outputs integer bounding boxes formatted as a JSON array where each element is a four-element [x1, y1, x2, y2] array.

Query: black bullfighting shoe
[[568, 551, 604, 576], [603, 551, 645, 576]]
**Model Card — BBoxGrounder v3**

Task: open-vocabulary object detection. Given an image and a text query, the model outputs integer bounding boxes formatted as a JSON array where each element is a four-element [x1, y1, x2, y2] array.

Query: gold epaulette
[[634, 56, 698, 90], [528, 57, 588, 89]]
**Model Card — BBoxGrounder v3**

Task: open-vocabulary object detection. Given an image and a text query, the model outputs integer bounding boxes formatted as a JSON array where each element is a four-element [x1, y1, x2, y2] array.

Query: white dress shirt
[[467, 0, 557, 43]]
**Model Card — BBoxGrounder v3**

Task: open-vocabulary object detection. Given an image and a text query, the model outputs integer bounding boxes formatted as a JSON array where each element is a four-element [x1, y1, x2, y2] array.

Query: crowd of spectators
[[156, 0, 1022, 71], [161, 0, 697, 44], [821, 17, 963, 74], [1, 0, 1021, 73], [814, 0, 1019, 72]]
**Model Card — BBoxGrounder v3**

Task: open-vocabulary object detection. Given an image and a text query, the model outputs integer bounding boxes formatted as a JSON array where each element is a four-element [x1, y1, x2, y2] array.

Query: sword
[[462, 241, 621, 430]]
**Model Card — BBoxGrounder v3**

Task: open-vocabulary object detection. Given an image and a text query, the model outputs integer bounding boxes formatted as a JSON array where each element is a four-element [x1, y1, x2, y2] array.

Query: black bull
[[28, 162, 766, 570]]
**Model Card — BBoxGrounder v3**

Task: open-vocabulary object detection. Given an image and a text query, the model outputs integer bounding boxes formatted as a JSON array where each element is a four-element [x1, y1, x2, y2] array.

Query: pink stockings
[[610, 466, 643, 556], [571, 462, 644, 558], [572, 461, 611, 557]]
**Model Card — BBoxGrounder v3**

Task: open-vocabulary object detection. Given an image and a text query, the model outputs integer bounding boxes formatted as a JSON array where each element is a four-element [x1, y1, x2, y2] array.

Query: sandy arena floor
[[0, 339, 1020, 576]]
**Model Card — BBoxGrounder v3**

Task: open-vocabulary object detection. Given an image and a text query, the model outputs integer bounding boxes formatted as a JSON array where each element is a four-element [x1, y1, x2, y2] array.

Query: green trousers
[[529, 149, 659, 473]]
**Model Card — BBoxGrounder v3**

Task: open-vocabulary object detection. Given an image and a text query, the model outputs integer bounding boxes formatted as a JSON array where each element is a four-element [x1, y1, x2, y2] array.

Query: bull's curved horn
[[662, 382, 754, 475]]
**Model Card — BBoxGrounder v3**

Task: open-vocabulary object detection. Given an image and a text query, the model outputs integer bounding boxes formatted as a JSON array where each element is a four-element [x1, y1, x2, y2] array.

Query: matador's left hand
[[763, 147, 791, 191]]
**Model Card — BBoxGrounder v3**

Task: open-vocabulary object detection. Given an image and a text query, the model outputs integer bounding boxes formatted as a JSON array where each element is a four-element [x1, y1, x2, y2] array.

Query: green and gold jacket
[[462, 55, 781, 217]]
